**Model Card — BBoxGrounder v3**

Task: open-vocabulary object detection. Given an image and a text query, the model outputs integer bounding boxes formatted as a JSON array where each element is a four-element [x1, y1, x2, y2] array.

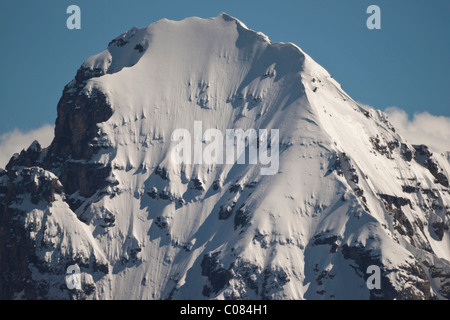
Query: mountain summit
[[1, 13, 450, 300]]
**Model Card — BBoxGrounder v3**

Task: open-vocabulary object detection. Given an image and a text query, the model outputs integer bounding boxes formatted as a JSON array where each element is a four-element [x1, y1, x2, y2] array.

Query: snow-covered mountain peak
[[77, 13, 315, 173], [80, 13, 269, 78], [1, 14, 450, 300]]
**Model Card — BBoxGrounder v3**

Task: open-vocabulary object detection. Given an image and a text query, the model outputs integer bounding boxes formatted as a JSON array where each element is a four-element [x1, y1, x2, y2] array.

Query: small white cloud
[[385, 107, 450, 154], [0, 124, 54, 169]]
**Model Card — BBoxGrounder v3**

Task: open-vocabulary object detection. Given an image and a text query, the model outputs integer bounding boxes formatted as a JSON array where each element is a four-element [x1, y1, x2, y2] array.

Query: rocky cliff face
[[1, 14, 450, 300], [0, 61, 113, 299]]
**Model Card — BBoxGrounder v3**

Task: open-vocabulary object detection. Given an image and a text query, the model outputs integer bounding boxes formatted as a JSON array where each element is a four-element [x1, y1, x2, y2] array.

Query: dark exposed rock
[[147, 187, 158, 199], [353, 187, 364, 197], [201, 252, 232, 296], [244, 181, 257, 188], [60, 161, 111, 198], [154, 216, 169, 230], [108, 38, 128, 47], [387, 140, 399, 152], [218, 202, 235, 220], [426, 264, 450, 299], [342, 244, 431, 299], [252, 231, 270, 249], [363, 110, 371, 118], [370, 136, 390, 158], [378, 193, 412, 210], [349, 168, 358, 184], [369, 136, 400, 159], [155, 166, 169, 180], [134, 43, 144, 53], [402, 185, 418, 193], [93, 261, 109, 275], [209, 268, 232, 293], [34, 66, 116, 210], [340, 152, 358, 183], [228, 259, 261, 296], [159, 190, 172, 200], [47, 87, 113, 161], [315, 268, 335, 286], [312, 234, 339, 253], [432, 221, 449, 241], [101, 210, 116, 228], [414, 144, 433, 159], [341, 245, 396, 300], [6, 141, 43, 171], [261, 267, 290, 299], [378, 193, 414, 236], [326, 154, 343, 176], [212, 180, 221, 191], [83, 280, 96, 296], [234, 204, 249, 230], [337, 152, 370, 212], [0, 59, 122, 299], [229, 183, 241, 193], [201, 285, 213, 297], [0, 166, 108, 299], [74, 66, 105, 84], [397, 263, 431, 299], [123, 246, 142, 265], [7, 167, 63, 205], [400, 143, 413, 162], [413, 144, 449, 187], [0, 203, 39, 299], [201, 252, 221, 277], [191, 178, 204, 191]]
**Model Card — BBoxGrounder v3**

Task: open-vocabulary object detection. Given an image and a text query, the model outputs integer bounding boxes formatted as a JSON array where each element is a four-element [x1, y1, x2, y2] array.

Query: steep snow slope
[[1, 13, 449, 300]]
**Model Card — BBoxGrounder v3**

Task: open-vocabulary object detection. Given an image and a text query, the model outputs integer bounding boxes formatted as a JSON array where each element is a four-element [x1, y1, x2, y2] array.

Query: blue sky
[[0, 0, 449, 144]]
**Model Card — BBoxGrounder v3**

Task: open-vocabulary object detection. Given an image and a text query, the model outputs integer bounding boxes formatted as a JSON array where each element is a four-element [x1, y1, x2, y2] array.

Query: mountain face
[[1, 13, 450, 300]]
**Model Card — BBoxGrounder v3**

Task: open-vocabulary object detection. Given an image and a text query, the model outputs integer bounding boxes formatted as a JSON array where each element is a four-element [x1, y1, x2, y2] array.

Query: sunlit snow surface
[[8, 14, 450, 300]]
